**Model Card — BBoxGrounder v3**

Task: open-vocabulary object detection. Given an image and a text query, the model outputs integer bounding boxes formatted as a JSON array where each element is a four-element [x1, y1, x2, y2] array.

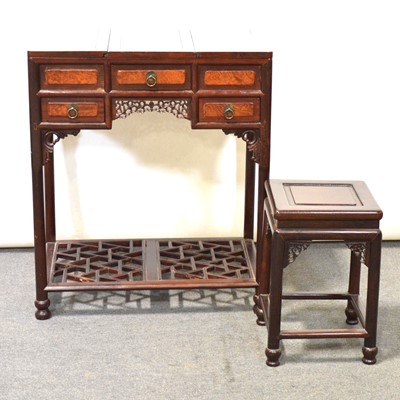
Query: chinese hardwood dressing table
[[28, 50, 272, 319]]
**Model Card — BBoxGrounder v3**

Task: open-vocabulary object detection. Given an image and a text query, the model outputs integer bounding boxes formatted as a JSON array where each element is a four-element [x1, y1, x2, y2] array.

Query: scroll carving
[[223, 129, 267, 166], [114, 99, 189, 120], [345, 242, 367, 264], [287, 242, 311, 265], [42, 130, 80, 164]]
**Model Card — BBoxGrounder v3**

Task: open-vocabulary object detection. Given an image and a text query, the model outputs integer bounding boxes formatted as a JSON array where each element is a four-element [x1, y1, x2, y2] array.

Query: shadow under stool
[[257, 179, 383, 366]]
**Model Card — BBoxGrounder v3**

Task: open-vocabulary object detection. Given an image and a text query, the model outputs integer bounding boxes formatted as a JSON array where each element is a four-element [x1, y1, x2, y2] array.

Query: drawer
[[198, 98, 260, 123], [40, 65, 104, 91], [41, 98, 105, 123], [111, 65, 191, 90], [198, 66, 261, 90]]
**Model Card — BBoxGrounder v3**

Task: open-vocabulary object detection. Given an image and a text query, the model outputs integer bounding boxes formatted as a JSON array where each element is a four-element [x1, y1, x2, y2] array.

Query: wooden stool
[[258, 180, 383, 366]]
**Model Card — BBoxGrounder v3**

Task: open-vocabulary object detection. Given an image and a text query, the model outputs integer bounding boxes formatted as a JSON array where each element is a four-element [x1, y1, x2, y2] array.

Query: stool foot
[[253, 295, 265, 326], [345, 306, 359, 325], [362, 346, 378, 365], [265, 348, 281, 367], [34, 299, 51, 320]]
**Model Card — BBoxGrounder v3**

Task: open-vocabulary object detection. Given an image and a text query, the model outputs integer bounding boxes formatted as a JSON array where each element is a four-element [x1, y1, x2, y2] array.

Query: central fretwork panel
[[47, 238, 256, 290]]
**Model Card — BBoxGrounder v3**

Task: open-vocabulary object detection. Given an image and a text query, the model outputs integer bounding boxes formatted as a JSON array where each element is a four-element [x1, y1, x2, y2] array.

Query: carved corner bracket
[[345, 242, 368, 265], [42, 130, 80, 164], [114, 99, 190, 120], [223, 129, 267, 166], [286, 241, 311, 266]]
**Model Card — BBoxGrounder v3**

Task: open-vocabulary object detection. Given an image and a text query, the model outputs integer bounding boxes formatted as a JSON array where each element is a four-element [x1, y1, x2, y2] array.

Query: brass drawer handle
[[224, 104, 234, 120], [146, 70, 157, 87], [67, 105, 78, 119]]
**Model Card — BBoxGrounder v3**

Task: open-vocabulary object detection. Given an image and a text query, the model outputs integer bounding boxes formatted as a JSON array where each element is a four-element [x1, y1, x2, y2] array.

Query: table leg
[[243, 149, 255, 239], [44, 136, 56, 243], [253, 209, 271, 325], [253, 164, 268, 313], [31, 129, 51, 320]]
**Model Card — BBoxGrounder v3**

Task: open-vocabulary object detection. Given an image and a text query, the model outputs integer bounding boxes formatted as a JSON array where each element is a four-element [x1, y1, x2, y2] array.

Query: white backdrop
[[1, 0, 399, 247]]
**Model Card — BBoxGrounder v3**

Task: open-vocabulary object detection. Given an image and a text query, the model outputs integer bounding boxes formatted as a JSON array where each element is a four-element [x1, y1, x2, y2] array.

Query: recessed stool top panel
[[285, 183, 362, 207], [265, 180, 383, 224]]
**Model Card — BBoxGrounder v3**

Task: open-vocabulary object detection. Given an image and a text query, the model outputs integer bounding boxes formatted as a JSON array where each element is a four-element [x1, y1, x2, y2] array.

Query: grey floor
[[1, 242, 399, 400]]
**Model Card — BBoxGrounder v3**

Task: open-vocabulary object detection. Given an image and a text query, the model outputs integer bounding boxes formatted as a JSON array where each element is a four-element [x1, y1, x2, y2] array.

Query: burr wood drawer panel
[[40, 65, 104, 91], [198, 66, 261, 90], [111, 65, 191, 90], [198, 98, 260, 123], [41, 98, 105, 123]]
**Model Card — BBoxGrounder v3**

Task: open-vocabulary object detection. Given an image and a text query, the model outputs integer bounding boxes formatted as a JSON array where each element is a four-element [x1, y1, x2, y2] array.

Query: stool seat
[[257, 179, 383, 366], [265, 180, 382, 228]]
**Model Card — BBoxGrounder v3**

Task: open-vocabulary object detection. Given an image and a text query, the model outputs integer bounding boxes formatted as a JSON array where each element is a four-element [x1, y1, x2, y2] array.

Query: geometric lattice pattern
[[51, 240, 144, 284], [159, 239, 252, 280], [48, 238, 255, 287]]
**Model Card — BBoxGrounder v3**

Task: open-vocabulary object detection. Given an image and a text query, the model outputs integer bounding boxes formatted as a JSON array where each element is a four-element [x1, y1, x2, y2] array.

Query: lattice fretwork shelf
[[45, 238, 257, 292]]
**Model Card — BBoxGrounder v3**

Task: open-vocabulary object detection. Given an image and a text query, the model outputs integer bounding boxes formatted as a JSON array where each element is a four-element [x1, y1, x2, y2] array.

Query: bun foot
[[35, 299, 51, 320], [265, 348, 281, 367], [362, 346, 378, 365], [345, 306, 359, 325]]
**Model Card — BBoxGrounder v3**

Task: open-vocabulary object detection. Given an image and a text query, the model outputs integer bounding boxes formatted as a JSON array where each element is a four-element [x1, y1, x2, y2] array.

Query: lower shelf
[[45, 237, 257, 292]]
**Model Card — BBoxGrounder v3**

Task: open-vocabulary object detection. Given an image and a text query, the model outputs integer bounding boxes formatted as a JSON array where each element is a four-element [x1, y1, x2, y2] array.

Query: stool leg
[[265, 233, 285, 367], [254, 210, 271, 325], [362, 233, 382, 365], [345, 249, 361, 325]]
